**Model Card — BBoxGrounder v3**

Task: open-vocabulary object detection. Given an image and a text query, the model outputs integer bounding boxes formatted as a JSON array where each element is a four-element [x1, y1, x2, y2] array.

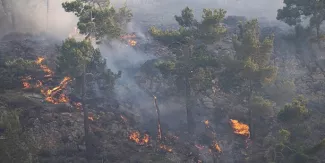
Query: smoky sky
[[111, 0, 284, 24]]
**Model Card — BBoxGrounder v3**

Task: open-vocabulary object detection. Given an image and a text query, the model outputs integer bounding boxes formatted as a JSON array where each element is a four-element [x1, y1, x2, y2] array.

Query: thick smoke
[[0, 0, 77, 39]]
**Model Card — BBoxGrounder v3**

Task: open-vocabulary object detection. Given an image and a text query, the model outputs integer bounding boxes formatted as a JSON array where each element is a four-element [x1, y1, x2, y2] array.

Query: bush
[[0, 57, 39, 91], [0, 109, 36, 163], [250, 96, 274, 117], [277, 95, 308, 122]]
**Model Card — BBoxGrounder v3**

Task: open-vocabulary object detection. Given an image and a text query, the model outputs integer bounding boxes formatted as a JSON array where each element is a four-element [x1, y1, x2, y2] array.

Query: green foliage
[[232, 19, 277, 85], [174, 6, 196, 28], [149, 7, 227, 46], [155, 60, 176, 76], [277, 0, 325, 39], [148, 26, 190, 46], [56, 38, 120, 97], [250, 96, 273, 117], [0, 57, 39, 91], [305, 138, 325, 155], [198, 9, 227, 43], [0, 109, 36, 163], [62, 0, 132, 41], [218, 56, 244, 92], [263, 79, 296, 105], [278, 95, 308, 122], [57, 38, 95, 78], [190, 67, 214, 92], [155, 45, 219, 92], [278, 129, 291, 144]]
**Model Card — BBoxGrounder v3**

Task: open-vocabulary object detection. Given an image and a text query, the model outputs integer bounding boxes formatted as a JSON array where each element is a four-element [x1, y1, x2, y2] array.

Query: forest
[[0, 0, 325, 163]]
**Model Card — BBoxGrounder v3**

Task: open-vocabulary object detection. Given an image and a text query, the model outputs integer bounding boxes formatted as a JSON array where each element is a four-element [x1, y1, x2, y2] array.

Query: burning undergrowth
[[0, 32, 255, 162]]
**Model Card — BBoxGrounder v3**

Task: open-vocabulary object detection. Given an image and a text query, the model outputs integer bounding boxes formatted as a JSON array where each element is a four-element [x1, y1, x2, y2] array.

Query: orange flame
[[73, 102, 82, 110], [35, 57, 54, 77], [159, 144, 172, 152], [213, 141, 222, 152], [40, 76, 72, 104], [128, 40, 137, 46], [22, 82, 31, 89], [21, 76, 32, 89], [204, 119, 211, 129], [21, 57, 97, 121], [229, 119, 250, 137], [88, 112, 94, 121], [204, 120, 209, 125], [129, 131, 150, 145]]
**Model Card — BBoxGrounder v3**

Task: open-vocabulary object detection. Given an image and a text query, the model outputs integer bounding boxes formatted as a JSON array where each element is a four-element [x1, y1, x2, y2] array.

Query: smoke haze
[[0, 0, 289, 135]]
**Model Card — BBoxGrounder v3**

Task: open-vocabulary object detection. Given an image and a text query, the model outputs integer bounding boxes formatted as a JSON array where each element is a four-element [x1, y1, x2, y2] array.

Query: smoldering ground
[[98, 21, 188, 133]]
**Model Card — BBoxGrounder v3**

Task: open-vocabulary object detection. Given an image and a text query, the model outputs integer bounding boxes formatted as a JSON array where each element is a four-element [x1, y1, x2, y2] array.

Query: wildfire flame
[[129, 131, 150, 145], [22, 76, 32, 89], [21, 57, 98, 122], [212, 141, 222, 152], [120, 33, 137, 46], [159, 144, 172, 152], [40, 76, 72, 104], [22, 82, 31, 89], [204, 120, 211, 129], [229, 119, 250, 137], [21, 57, 71, 104], [128, 40, 137, 46], [36, 57, 54, 77], [88, 112, 94, 121], [73, 102, 82, 110]]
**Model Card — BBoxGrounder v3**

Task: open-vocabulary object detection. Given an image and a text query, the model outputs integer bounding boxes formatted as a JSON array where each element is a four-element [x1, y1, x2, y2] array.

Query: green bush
[[250, 96, 273, 117], [0, 109, 36, 163], [0, 57, 39, 91], [278, 95, 308, 122]]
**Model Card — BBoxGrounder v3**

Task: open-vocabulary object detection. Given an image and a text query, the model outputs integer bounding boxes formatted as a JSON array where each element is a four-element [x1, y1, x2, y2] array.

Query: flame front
[[40, 76, 72, 104], [129, 131, 150, 145], [22, 57, 72, 104], [230, 119, 250, 137], [21, 57, 98, 122]]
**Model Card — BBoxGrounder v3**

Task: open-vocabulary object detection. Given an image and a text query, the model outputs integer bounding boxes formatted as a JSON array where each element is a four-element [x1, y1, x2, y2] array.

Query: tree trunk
[[248, 80, 254, 139], [316, 24, 321, 49], [153, 96, 162, 142], [184, 45, 195, 134], [82, 64, 90, 162]]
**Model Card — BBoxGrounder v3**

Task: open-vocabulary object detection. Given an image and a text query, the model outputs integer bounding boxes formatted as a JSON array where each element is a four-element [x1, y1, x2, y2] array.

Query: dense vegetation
[[0, 0, 325, 163]]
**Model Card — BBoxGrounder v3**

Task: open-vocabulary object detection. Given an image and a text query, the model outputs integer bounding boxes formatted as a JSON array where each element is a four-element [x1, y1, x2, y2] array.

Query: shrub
[[278, 95, 308, 122]]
